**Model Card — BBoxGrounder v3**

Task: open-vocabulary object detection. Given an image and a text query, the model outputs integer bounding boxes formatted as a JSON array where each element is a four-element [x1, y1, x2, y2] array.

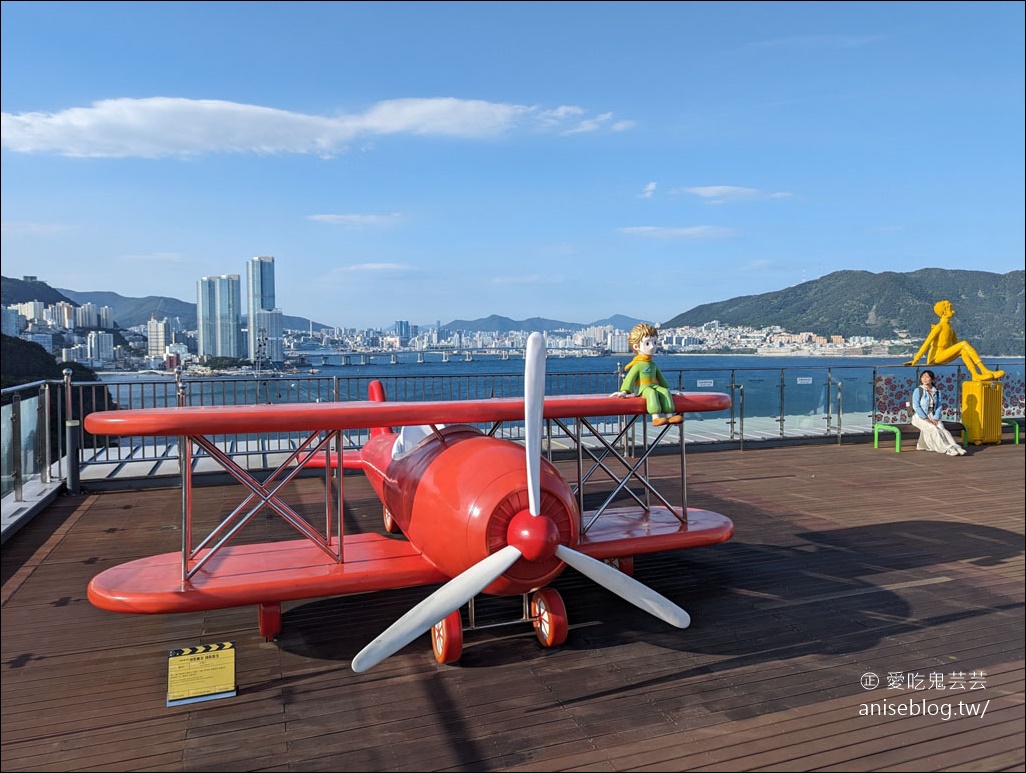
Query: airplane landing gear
[[431, 610, 463, 664], [530, 588, 568, 647], [382, 506, 401, 534]]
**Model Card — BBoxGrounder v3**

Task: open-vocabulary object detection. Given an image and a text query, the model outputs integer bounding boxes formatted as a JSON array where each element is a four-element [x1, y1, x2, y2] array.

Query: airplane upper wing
[[84, 393, 731, 437]]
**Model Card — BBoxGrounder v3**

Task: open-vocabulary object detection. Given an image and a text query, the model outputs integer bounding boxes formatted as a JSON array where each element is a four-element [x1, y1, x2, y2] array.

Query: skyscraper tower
[[247, 256, 283, 364], [196, 274, 242, 358], [146, 315, 169, 359]]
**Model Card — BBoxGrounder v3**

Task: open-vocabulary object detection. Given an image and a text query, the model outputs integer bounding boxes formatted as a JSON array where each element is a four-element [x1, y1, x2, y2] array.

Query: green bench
[[873, 420, 968, 453], [1002, 417, 1023, 444]]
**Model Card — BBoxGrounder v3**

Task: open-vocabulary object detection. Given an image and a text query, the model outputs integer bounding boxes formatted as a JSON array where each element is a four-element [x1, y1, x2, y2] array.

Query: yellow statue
[[905, 299, 1004, 381]]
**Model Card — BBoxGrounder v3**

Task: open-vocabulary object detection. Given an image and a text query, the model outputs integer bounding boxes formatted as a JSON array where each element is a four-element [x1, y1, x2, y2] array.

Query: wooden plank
[[3, 440, 1022, 772]]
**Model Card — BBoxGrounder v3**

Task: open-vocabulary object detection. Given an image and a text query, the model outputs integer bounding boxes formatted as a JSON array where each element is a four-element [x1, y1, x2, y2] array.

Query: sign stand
[[166, 642, 237, 707]]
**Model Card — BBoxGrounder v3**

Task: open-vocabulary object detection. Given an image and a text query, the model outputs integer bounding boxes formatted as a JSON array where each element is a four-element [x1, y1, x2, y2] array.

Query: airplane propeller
[[350, 332, 689, 674]]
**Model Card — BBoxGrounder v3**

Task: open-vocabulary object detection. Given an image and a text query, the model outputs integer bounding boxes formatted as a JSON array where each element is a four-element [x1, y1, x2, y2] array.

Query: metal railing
[[3, 359, 1024, 500]]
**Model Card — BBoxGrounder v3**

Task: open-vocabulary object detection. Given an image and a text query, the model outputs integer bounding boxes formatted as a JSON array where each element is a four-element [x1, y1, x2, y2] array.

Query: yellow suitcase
[[961, 381, 1003, 445]]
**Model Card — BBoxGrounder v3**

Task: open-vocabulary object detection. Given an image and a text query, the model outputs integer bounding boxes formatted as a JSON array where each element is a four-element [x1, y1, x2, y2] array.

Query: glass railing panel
[[1, 401, 14, 498]]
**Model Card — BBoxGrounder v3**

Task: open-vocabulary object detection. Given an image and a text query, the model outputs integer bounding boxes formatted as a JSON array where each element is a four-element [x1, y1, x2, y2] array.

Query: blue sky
[[2, 1, 1023, 330]]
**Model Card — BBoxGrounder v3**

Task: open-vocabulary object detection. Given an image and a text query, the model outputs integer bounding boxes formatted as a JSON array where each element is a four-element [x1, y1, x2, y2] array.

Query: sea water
[[98, 353, 1026, 421]]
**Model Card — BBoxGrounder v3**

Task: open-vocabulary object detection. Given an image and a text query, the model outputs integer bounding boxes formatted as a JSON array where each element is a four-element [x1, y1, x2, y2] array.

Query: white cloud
[[307, 213, 402, 227], [0, 220, 69, 235], [620, 225, 735, 239], [674, 186, 793, 204], [1, 96, 634, 158], [682, 186, 759, 200], [559, 111, 637, 135], [640, 182, 657, 199]]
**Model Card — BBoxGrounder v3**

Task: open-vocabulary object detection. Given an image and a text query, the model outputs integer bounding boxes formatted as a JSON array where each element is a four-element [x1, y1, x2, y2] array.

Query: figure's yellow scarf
[[623, 354, 652, 371]]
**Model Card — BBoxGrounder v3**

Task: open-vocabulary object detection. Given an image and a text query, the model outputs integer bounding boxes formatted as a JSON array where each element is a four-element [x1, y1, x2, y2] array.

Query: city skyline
[[2, 2, 1023, 329]]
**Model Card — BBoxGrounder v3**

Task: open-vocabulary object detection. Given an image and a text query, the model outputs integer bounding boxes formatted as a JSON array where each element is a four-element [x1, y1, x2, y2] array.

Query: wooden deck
[[2, 439, 1023, 772]]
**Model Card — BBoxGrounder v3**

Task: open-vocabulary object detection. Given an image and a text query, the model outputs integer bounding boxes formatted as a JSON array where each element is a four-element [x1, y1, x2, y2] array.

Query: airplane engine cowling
[[378, 426, 580, 596]]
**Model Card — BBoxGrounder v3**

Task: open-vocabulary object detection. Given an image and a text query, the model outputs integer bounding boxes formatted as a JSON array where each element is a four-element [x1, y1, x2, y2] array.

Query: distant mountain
[[0, 275, 76, 307], [664, 269, 1024, 357], [57, 289, 198, 328], [4, 270, 1023, 355], [441, 314, 644, 334], [0, 276, 329, 331], [54, 288, 331, 331]]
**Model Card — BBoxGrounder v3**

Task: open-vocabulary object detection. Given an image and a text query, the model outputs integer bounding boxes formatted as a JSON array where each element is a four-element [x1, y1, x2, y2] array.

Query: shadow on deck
[[2, 441, 1023, 772]]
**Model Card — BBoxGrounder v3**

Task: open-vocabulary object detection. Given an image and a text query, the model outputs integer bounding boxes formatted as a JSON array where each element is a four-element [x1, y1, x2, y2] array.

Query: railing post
[[42, 382, 52, 484], [64, 368, 80, 496], [738, 383, 745, 452], [823, 370, 834, 435], [778, 369, 786, 438], [36, 386, 50, 484], [836, 382, 843, 444], [11, 394, 23, 502], [729, 371, 738, 441], [175, 367, 186, 407], [65, 420, 80, 495]]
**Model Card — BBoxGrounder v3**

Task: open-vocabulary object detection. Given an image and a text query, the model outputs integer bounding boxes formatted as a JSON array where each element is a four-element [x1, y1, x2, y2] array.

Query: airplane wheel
[[431, 610, 463, 664], [382, 506, 401, 534], [531, 588, 568, 648]]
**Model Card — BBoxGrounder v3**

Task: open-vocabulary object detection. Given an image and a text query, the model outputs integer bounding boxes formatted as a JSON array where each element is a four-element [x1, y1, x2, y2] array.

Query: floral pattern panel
[[876, 368, 1025, 424], [1002, 373, 1025, 417], [874, 375, 916, 424]]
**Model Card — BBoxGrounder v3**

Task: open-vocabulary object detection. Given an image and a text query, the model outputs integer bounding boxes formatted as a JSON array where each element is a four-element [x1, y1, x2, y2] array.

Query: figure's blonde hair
[[628, 322, 658, 351]]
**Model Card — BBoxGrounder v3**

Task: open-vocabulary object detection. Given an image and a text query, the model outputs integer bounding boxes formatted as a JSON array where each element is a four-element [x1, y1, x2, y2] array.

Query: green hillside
[[664, 269, 1024, 356]]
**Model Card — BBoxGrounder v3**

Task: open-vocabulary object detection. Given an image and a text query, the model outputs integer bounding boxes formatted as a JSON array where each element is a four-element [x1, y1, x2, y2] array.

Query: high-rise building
[[75, 302, 99, 328], [87, 331, 115, 363], [251, 309, 284, 369], [395, 320, 411, 346], [146, 316, 169, 359], [197, 274, 242, 358], [1, 306, 22, 336], [13, 301, 46, 323], [247, 256, 283, 364], [53, 301, 75, 329]]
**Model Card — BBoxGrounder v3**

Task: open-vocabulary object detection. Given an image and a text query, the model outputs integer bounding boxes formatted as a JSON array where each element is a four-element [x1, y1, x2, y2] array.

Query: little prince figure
[[611, 322, 682, 426]]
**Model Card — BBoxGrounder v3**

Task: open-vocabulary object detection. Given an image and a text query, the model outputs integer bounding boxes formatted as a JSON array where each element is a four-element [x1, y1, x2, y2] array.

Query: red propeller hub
[[506, 510, 560, 562]]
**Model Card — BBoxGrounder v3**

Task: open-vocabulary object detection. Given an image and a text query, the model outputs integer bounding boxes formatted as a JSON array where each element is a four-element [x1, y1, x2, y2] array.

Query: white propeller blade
[[524, 332, 545, 516], [351, 544, 522, 673], [554, 544, 691, 628]]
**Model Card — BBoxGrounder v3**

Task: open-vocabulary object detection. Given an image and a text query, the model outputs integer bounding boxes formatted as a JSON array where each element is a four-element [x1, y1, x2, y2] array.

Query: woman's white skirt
[[910, 414, 963, 454]]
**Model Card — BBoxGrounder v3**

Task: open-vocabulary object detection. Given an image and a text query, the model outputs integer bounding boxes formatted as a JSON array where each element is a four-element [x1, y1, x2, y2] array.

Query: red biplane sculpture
[[84, 334, 734, 672]]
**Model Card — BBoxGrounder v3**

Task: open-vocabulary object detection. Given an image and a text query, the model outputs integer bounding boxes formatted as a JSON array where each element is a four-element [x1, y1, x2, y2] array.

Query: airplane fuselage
[[359, 425, 580, 595]]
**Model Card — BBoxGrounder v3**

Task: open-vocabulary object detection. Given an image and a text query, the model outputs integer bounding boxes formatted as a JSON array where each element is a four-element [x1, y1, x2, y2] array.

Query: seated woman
[[910, 370, 966, 456]]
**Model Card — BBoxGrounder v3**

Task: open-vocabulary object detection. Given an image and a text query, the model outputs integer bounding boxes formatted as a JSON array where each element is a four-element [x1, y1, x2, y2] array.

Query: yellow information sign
[[166, 642, 237, 706]]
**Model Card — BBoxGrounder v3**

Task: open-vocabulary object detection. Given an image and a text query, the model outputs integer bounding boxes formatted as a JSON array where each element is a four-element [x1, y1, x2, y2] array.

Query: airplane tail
[[367, 379, 392, 437]]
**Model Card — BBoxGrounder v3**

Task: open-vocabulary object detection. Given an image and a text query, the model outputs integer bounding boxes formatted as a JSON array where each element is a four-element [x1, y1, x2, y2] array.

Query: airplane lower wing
[[574, 506, 734, 559], [85, 509, 732, 615], [88, 533, 448, 614]]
